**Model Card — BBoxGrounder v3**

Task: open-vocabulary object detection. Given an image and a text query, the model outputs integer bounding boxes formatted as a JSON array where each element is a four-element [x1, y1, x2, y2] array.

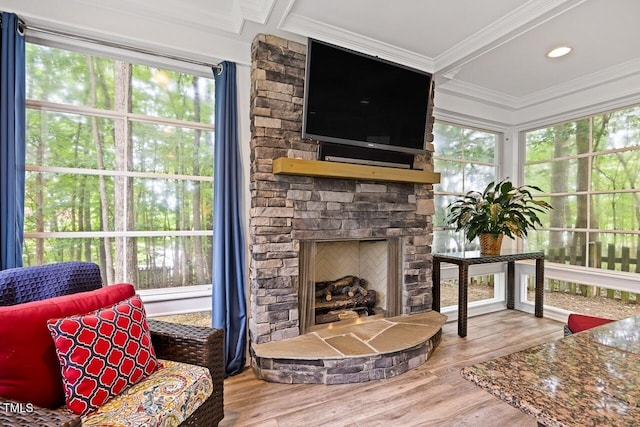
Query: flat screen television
[[303, 39, 433, 163]]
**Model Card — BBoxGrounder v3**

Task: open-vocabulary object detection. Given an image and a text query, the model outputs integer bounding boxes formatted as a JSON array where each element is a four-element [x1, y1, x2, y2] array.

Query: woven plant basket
[[479, 233, 503, 255]]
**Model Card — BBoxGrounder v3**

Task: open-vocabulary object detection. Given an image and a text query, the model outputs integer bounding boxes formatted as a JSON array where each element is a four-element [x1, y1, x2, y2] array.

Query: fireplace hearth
[[251, 311, 447, 385]]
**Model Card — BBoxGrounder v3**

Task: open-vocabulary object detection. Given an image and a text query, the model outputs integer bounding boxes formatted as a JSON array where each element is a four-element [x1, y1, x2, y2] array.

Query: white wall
[[434, 72, 640, 186], [0, 0, 254, 67], [436, 70, 640, 132]]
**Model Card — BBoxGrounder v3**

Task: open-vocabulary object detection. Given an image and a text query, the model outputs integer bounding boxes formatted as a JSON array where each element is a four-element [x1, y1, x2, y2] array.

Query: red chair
[[564, 313, 615, 335]]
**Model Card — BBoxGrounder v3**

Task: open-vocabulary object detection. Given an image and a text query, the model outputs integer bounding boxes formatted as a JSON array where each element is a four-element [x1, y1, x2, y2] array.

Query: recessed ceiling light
[[547, 46, 572, 58]]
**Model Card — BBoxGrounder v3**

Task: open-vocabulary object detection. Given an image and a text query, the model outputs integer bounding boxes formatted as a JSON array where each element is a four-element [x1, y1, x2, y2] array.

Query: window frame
[[432, 119, 502, 250], [23, 35, 216, 317], [433, 120, 508, 317], [522, 105, 640, 267], [518, 104, 640, 320]]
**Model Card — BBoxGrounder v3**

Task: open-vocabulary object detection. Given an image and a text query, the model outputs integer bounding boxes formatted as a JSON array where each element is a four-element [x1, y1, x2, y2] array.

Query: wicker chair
[[0, 264, 225, 427], [148, 319, 225, 427], [0, 320, 224, 427]]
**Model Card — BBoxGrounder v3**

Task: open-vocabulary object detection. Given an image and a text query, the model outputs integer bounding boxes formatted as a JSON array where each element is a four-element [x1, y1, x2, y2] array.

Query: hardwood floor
[[220, 310, 564, 427]]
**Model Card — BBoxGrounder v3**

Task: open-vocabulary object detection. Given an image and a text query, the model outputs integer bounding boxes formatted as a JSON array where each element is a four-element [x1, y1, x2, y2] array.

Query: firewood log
[[348, 283, 368, 297], [327, 275, 359, 291], [315, 310, 360, 324], [316, 276, 362, 302], [336, 285, 353, 296], [314, 290, 376, 312], [315, 282, 335, 301]]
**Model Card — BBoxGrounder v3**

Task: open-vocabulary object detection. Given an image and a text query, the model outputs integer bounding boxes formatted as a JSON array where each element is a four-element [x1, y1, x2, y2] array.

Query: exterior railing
[[542, 242, 638, 302]]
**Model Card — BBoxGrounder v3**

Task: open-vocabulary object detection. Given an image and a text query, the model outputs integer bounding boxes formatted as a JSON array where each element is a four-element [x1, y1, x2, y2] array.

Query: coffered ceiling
[[3, 0, 640, 112]]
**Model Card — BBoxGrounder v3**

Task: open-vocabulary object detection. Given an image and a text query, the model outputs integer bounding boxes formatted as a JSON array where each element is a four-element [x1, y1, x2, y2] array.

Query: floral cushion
[[47, 295, 160, 415], [80, 360, 213, 427]]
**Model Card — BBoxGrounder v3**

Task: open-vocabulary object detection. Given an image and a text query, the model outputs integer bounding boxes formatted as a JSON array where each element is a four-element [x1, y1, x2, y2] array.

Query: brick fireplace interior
[[249, 34, 437, 347]]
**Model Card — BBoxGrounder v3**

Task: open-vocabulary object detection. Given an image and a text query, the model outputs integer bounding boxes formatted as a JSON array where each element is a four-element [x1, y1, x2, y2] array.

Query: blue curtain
[[212, 61, 247, 376], [0, 12, 25, 270]]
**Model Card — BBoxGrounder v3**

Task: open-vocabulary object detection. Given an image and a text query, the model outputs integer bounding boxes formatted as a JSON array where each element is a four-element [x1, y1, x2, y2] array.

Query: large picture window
[[523, 105, 640, 273], [24, 43, 215, 289]]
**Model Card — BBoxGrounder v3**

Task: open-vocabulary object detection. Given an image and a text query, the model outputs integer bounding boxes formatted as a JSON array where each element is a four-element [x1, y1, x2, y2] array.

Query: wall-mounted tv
[[302, 39, 433, 161]]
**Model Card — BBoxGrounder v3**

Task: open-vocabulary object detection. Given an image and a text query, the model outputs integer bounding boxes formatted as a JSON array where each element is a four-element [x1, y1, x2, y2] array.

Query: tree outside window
[[432, 122, 500, 307], [523, 105, 640, 273], [24, 44, 214, 289], [432, 121, 499, 253]]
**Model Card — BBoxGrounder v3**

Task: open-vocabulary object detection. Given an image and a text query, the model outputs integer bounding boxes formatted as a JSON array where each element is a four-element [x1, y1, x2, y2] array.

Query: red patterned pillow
[[47, 295, 160, 415], [0, 283, 135, 409]]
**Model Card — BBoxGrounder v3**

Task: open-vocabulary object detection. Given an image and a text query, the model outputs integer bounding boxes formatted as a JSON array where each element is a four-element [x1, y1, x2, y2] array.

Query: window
[[432, 121, 499, 253], [523, 105, 640, 272], [522, 105, 640, 316], [24, 43, 215, 289], [433, 122, 501, 309]]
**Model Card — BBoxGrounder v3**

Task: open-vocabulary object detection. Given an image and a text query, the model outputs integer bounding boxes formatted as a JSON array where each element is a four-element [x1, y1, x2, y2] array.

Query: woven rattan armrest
[[147, 319, 225, 427], [0, 399, 80, 427], [0, 321, 224, 427]]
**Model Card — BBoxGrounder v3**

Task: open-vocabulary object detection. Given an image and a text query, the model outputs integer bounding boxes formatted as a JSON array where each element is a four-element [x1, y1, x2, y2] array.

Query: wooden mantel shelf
[[272, 158, 441, 184]]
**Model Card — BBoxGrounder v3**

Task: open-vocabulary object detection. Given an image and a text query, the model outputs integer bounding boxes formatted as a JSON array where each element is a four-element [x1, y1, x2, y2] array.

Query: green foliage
[[434, 122, 496, 163], [23, 43, 215, 286], [446, 179, 553, 242]]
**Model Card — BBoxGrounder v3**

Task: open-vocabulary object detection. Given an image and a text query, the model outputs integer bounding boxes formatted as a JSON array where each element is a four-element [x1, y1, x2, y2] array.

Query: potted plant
[[445, 179, 552, 254]]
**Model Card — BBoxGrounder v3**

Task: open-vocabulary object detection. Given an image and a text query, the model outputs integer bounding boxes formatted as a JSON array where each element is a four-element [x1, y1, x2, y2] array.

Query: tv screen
[[303, 39, 433, 155]]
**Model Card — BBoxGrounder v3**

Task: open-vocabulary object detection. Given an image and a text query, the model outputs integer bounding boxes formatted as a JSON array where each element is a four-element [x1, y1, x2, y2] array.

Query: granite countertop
[[461, 316, 640, 427]]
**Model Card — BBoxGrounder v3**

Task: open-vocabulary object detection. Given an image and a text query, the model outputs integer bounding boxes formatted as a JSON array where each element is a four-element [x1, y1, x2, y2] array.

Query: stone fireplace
[[248, 34, 438, 348]]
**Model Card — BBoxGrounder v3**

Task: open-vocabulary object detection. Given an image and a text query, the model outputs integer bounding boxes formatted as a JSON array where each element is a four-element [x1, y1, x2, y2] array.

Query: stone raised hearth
[[248, 34, 440, 382], [252, 311, 447, 384]]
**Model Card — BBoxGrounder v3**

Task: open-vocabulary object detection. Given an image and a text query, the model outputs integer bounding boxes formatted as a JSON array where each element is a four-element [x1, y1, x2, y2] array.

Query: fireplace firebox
[[299, 239, 402, 333]]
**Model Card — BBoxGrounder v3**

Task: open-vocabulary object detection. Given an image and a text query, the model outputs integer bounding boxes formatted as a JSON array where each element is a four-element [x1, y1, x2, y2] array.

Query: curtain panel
[[212, 61, 247, 376], [0, 12, 25, 270]]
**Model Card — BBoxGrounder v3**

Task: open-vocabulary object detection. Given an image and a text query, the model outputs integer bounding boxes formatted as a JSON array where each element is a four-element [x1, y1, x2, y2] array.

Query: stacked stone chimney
[[249, 34, 437, 345]]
